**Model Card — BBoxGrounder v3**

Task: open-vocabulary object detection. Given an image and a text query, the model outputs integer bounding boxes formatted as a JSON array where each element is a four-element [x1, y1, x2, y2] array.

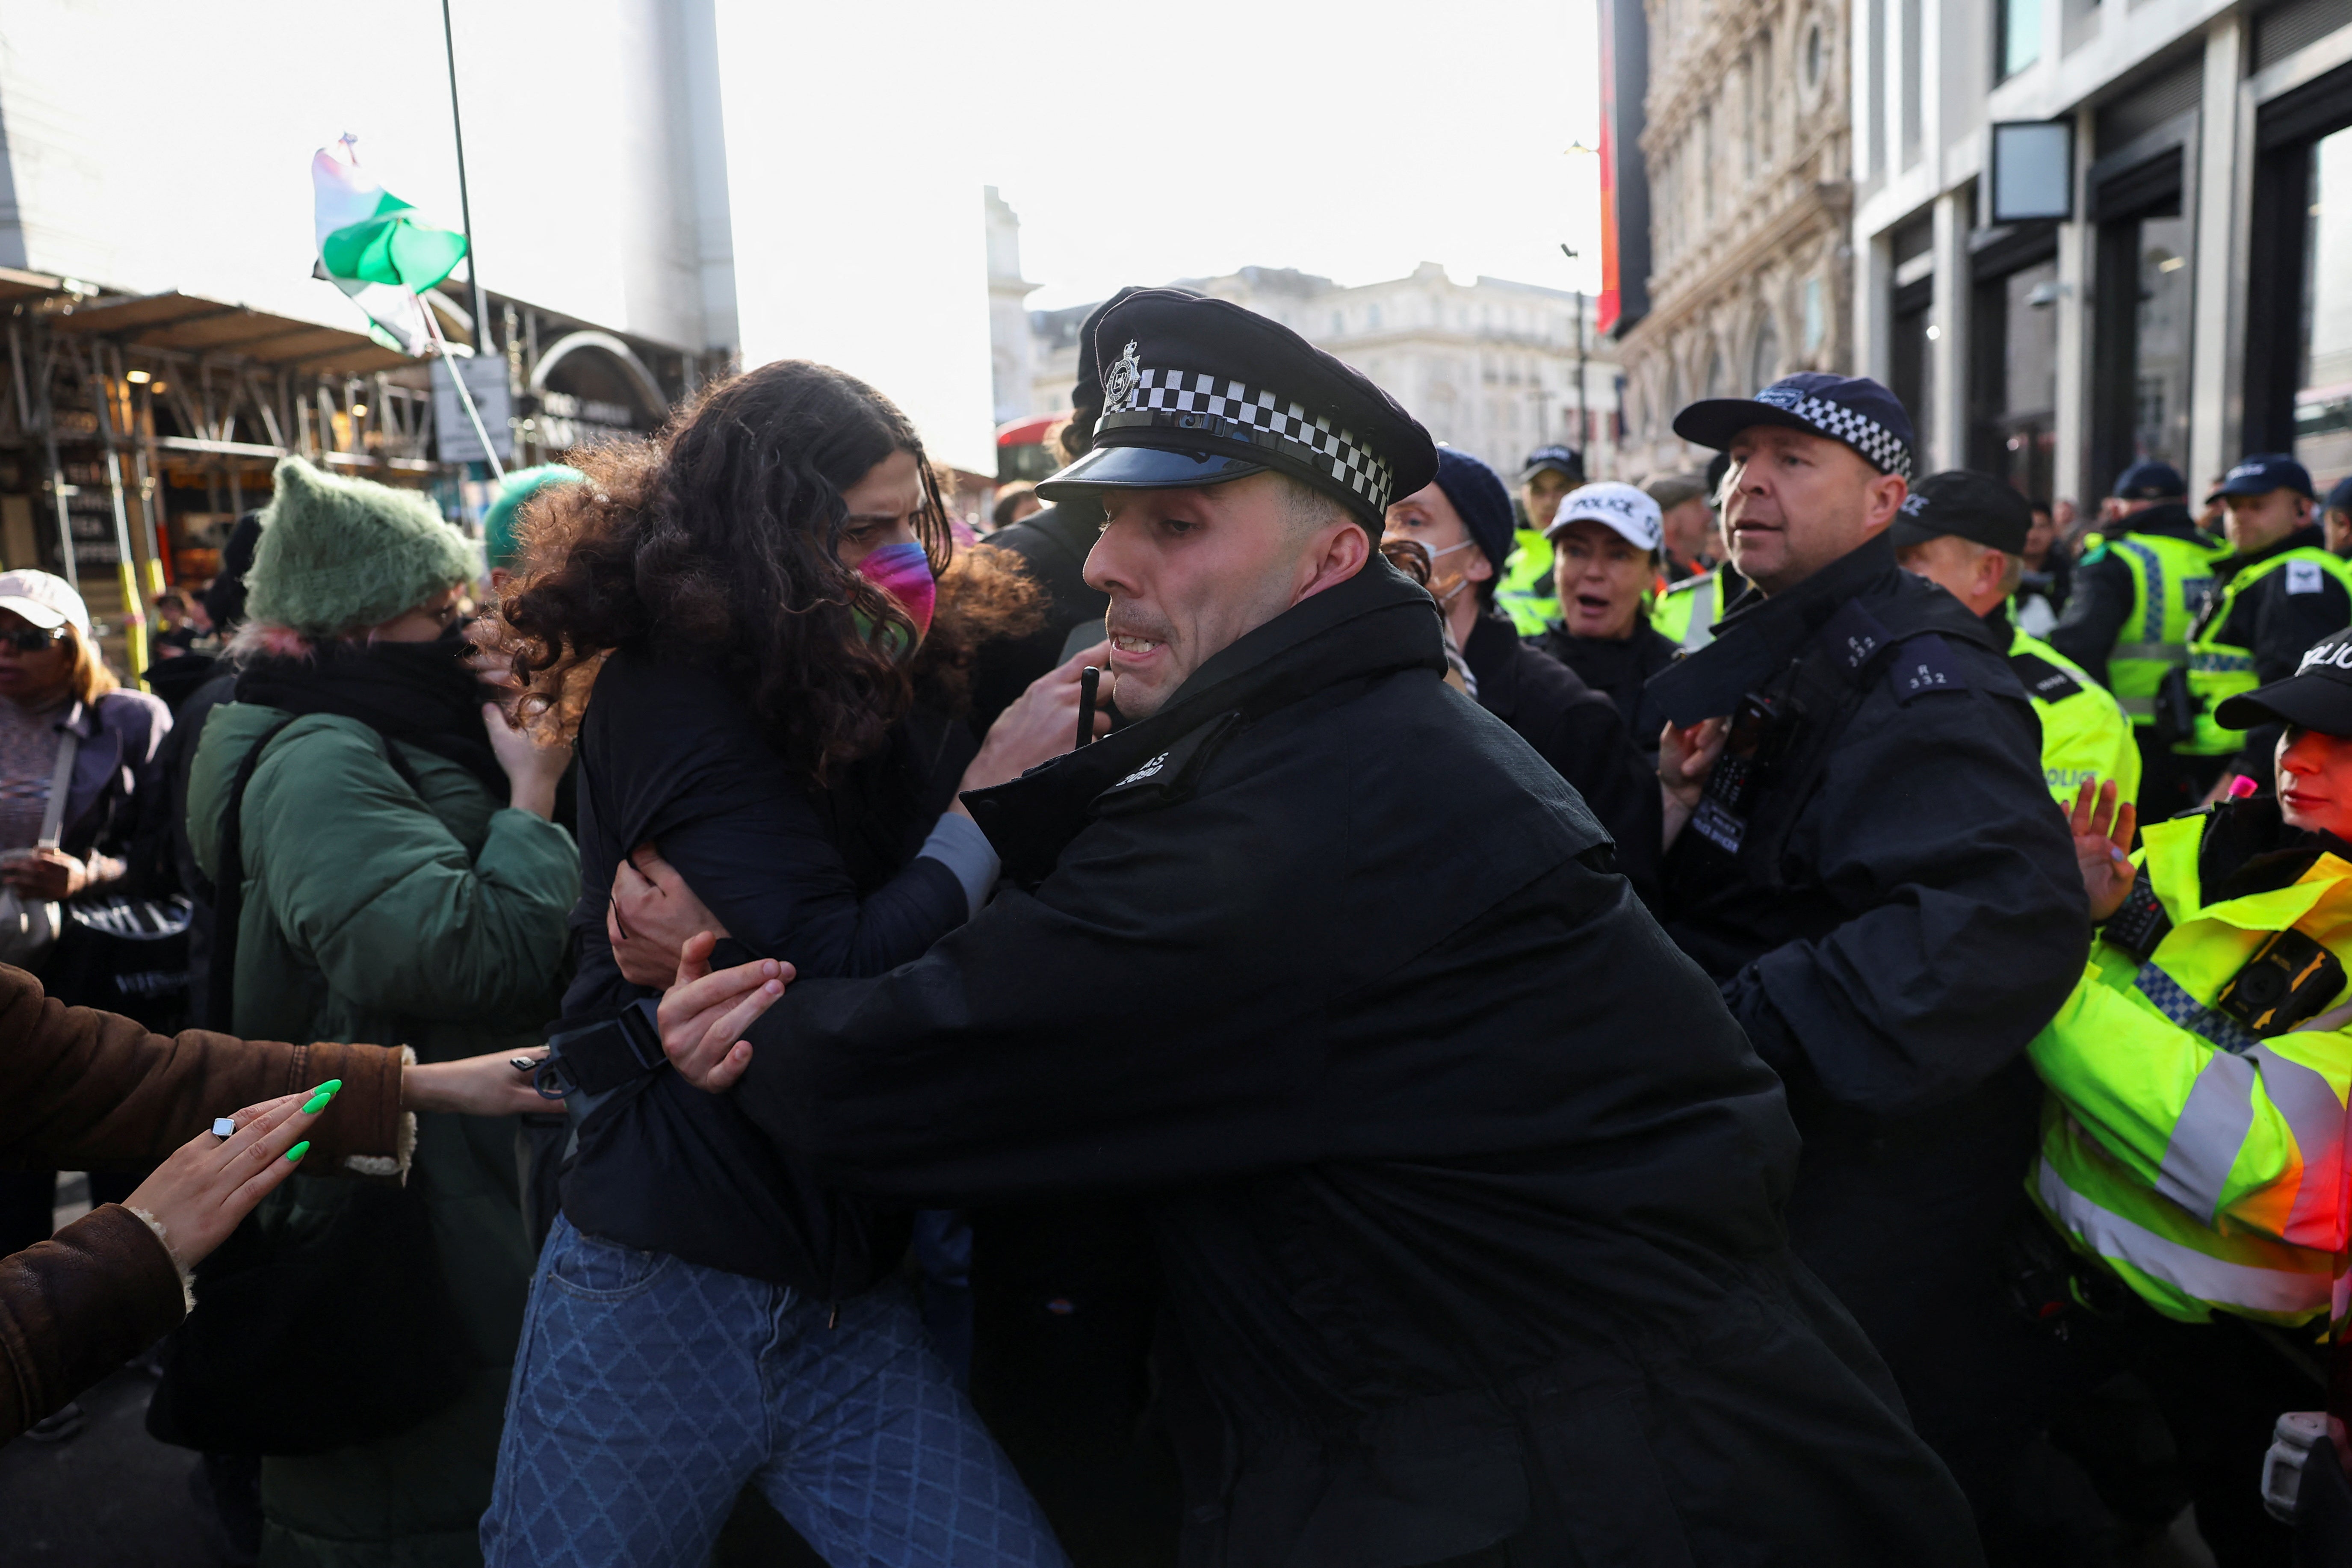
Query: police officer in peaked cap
[[1649, 372, 2089, 1542], [2047, 460, 2228, 820], [2176, 455, 2352, 800], [656, 295, 1980, 1565], [1893, 470, 2140, 808]]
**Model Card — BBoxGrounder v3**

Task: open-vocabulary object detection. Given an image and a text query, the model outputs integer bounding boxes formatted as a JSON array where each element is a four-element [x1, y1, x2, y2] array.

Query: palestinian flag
[[311, 137, 468, 356]]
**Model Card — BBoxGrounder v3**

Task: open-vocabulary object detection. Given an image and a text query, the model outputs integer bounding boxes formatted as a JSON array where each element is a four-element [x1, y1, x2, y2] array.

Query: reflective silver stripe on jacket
[[2037, 1157, 2331, 1314], [2158, 1050, 2259, 1218], [2112, 641, 2189, 665], [2253, 1043, 2347, 1242]]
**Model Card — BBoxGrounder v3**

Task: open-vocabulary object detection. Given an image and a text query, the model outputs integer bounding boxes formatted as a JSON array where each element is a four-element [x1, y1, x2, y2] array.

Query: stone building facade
[[1014, 262, 1624, 481], [1614, 0, 1856, 478]]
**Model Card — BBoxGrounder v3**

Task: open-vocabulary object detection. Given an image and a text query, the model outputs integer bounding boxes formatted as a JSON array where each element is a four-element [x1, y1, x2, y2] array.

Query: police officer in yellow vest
[[2179, 456, 2352, 801], [2049, 461, 2225, 820], [1891, 470, 2141, 807], [1651, 452, 1746, 653], [1494, 444, 1579, 634], [2041, 630, 2352, 1565]]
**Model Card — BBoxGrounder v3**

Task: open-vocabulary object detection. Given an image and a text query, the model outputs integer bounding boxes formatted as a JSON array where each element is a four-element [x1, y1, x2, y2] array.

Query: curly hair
[[501, 360, 1019, 786]]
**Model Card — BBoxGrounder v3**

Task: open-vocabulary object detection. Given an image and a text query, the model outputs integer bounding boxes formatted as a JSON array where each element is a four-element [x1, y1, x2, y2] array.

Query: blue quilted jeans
[[481, 1215, 1067, 1568]]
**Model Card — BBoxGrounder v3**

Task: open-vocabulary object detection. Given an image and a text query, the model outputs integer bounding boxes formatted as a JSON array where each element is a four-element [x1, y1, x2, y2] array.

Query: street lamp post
[[1563, 140, 1599, 469]]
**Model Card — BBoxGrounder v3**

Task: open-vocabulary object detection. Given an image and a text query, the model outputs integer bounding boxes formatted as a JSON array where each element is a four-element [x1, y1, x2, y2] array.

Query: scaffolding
[[0, 266, 442, 679]]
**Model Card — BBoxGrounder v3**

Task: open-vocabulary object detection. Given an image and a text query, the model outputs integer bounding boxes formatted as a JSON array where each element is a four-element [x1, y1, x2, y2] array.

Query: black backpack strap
[[206, 717, 299, 1032], [204, 720, 430, 1032]]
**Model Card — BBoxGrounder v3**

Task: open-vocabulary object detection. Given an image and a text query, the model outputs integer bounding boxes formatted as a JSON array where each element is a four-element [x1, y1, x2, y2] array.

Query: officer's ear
[[1861, 471, 1909, 535]]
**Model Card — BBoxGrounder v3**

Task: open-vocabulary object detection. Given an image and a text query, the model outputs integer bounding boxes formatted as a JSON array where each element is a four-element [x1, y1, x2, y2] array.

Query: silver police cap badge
[[1102, 340, 1141, 411]]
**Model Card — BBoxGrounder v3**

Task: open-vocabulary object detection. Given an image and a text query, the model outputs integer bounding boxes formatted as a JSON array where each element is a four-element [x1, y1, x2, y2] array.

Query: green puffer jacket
[[188, 702, 578, 1568]]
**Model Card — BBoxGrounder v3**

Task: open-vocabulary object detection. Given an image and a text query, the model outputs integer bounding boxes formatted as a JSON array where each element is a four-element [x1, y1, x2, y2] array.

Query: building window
[[1803, 19, 1824, 93], [2092, 151, 2190, 488], [2297, 125, 2352, 484], [1802, 276, 1827, 356], [2148, 65, 2269, 462], [1332, 311, 1345, 335], [1758, 32, 1774, 165], [1970, 236, 2062, 500], [2000, 0, 2041, 80], [1705, 347, 1729, 398], [1368, 304, 1383, 331]]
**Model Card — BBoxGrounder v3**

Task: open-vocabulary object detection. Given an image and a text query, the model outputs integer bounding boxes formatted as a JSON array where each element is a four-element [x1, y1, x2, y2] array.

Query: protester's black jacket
[[970, 499, 1109, 726], [555, 649, 963, 1292], [2047, 503, 2209, 686], [1528, 619, 1679, 762], [1649, 533, 2087, 1491], [721, 561, 1979, 1568], [2192, 522, 2352, 777], [1458, 611, 1659, 895]]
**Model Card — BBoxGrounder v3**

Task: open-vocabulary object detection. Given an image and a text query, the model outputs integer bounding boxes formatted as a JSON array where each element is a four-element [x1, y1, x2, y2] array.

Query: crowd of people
[[3, 280, 2352, 1568]]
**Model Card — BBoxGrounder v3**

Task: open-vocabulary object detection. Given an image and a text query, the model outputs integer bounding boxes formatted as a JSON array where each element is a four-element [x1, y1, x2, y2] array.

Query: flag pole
[[422, 298, 506, 484], [438, 0, 491, 353]]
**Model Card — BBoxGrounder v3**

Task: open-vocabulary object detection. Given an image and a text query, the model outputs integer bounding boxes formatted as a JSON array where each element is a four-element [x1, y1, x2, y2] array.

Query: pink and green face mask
[[855, 540, 936, 652]]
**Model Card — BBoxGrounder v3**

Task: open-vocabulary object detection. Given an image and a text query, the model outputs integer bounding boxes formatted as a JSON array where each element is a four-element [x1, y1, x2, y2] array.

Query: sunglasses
[[0, 626, 68, 654]]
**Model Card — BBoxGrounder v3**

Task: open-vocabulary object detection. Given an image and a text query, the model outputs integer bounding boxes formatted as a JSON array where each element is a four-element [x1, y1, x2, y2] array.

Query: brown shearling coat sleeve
[[0, 963, 408, 1442]]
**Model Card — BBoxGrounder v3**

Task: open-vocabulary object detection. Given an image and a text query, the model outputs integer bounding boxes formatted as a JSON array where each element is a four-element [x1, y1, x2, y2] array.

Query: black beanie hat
[[1432, 447, 1516, 575]]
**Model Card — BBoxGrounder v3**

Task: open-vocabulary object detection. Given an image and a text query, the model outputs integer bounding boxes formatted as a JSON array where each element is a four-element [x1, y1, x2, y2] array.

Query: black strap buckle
[[538, 1000, 665, 1099]]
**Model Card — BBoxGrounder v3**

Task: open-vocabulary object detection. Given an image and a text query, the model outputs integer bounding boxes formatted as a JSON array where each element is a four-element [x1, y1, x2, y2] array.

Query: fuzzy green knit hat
[[245, 458, 480, 635]]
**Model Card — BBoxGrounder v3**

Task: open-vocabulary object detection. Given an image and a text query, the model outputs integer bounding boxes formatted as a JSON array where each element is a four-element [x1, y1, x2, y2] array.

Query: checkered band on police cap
[[1097, 365, 1398, 514], [1670, 372, 1917, 483], [1749, 384, 1914, 480]]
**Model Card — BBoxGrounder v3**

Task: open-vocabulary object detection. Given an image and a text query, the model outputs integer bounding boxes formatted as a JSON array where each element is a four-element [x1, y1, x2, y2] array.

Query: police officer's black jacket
[[2191, 522, 2352, 776], [1647, 532, 2087, 1497], [1457, 610, 1660, 896], [718, 559, 1979, 1567], [2047, 502, 2208, 687]]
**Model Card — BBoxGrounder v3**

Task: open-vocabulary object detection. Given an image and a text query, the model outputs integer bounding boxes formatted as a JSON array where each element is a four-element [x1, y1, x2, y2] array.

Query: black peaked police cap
[[1035, 288, 1438, 533], [2216, 630, 2352, 738], [1671, 372, 1916, 481], [1891, 469, 2034, 555]]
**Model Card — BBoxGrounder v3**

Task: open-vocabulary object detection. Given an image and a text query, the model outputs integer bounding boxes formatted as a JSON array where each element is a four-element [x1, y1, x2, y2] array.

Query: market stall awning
[[47, 288, 412, 378]]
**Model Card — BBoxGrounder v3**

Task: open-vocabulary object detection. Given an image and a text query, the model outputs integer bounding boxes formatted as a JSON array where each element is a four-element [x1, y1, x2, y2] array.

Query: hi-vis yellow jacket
[[2029, 806, 2352, 1325]]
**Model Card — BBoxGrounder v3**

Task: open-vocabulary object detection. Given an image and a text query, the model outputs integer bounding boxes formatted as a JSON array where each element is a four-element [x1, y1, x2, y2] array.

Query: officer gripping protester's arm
[[1646, 374, 2091, 1541], [1893, 470, 2140, 807], [640, 294, 1983, 1568], [2047, 461, 2226, 822], [2033, 630, 2352, 1565]]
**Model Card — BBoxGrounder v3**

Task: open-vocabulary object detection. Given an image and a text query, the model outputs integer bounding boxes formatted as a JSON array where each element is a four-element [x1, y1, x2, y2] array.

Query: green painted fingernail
[[285, 1141, 310, 1163], [302, 1090, 333, 1113]]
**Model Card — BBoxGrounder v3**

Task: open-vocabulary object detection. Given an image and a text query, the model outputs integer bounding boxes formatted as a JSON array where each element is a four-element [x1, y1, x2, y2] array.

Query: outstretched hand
[[124, 1087, 335, 1272], [657, 930, 792, 1093], [2069, 778, 2138, 923]]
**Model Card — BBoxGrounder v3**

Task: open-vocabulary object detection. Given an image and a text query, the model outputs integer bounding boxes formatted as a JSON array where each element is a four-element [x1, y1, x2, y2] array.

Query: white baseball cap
[[0, 570, 90, 636], [1543, 481, 1663, 553]]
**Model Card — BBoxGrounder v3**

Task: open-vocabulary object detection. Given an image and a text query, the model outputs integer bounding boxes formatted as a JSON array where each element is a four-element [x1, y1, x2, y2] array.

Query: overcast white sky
[[985, 0, 1607, 307], [0, 0, 1605, 473], [724, 0, 1606, 465]]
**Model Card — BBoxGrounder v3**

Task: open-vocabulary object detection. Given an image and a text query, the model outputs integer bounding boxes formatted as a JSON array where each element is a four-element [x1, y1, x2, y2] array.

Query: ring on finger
[[211, 1117, 237, 1139]]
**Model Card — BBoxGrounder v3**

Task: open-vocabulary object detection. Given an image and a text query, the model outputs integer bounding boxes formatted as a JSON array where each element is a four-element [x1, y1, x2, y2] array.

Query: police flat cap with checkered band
[[1034, 288, 1437, 533], [1670, 372, 1917, 481]]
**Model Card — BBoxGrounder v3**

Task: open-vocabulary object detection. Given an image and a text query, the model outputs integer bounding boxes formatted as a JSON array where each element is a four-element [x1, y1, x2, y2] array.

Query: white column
[[2188, 12, 2246, 487], [2051, 107, 2095, 508], [1928, 186, 1971, 472]]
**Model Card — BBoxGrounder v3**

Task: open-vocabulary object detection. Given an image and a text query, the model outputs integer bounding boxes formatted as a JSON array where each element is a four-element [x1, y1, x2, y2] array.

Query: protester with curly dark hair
[[480, 360, 1084, 1568]]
